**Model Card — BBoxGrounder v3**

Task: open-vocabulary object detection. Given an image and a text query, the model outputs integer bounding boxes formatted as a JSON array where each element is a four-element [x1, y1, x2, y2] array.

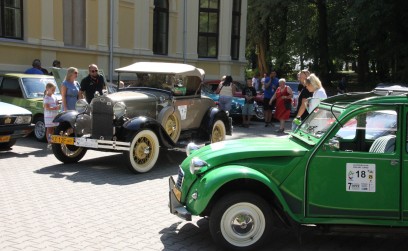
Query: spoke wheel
[[52, 124, 87, 163], [163, 113, 181, 142], [211, 120, 226, 143], [125, 130, 159, 174]]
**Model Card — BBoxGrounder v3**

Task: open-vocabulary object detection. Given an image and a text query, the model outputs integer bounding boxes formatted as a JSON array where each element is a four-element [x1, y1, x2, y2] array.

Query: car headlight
[[75, 99, 89, 114], [186, 142, 205, 156], [113, 102, 126, 118], [190, 157, 208, 175], [15, 115, 32, 124]]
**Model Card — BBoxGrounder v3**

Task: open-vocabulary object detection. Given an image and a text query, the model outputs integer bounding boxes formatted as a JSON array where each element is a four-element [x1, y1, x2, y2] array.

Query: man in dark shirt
[[79, 64, 106, 103], [295, 70, 313, 120], [242, 78, 257, 128]]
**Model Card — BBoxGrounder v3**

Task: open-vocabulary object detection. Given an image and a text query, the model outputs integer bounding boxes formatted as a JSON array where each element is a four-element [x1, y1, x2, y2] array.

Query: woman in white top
[[215, 75, 235, 112], [305, 74, 327, 99]]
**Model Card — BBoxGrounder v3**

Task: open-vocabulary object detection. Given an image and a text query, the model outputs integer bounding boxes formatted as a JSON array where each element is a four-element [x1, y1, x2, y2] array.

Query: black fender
[[53, 111, 91, 135], [122, 116, 175, 148], [201, 107, 232, 137]]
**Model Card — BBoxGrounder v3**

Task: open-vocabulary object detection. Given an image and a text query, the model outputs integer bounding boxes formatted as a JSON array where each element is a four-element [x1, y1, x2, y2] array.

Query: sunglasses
[[90, 70, 98, 73], [74, 72, 78, 74]]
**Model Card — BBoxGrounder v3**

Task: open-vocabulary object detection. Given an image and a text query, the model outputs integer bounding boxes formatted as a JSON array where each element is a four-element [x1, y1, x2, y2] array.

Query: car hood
[[188, 136, 308, 168], [0, 102, 32, 115], [107, 90, 165, 102]]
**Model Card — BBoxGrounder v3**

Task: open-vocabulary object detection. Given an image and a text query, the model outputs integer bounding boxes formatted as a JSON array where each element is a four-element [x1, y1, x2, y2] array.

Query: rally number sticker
[[178, 105, 187, 120], [346, 163, 376, 192]]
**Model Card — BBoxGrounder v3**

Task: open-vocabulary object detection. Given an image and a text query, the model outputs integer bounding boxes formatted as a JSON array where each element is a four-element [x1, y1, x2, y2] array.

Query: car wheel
[[125, 129, 160, 174], [0, 139, 17, 150], [34, 116, 47, 142], [52, 123, 87, 163], [161, 111, 181, 143], [211, 119, 226, 143], [209, 192, 272, 250]]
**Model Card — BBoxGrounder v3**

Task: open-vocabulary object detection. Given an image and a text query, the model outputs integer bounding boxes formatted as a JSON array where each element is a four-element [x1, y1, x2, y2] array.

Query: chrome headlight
[[190, 157, 208, 175], [113, 102, 126, 118], [15, 115, 32, 124], [186, 142, 205, 156], [75, 99, 89, 114]]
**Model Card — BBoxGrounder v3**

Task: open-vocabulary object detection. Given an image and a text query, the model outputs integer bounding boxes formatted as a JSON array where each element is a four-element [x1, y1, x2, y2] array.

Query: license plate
[[51, 135, 74, 145], [169, 177, 182, 202], [75, 137, 98, 148], [0, 135, 10, 143]]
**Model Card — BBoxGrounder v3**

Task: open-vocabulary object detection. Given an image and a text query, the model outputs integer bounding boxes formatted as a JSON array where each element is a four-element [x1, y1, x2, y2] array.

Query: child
[[43, 82, 60, 149]]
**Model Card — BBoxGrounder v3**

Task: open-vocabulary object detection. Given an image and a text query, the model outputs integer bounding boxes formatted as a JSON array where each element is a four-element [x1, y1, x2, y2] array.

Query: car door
[[306, 107, 401, 220], [0, 77, 26, 106]]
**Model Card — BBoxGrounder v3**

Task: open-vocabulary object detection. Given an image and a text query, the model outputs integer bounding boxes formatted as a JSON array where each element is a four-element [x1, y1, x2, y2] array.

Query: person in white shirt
[[305, 73, 327, 99], [215, 75, 236, 112]]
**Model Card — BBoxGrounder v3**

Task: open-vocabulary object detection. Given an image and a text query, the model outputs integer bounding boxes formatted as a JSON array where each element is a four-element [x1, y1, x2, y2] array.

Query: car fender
[[53, 111, 91, 135], [202, 107, 231, 135], [186, 165, 296, 220], [123, 116, 175, 148]]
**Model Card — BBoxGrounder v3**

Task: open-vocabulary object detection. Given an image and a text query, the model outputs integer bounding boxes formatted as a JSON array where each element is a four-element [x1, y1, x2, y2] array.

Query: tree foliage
[[246, 0, 408, 86]]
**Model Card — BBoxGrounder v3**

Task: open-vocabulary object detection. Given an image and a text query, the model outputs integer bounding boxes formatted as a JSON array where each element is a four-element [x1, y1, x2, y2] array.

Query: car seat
[[369, 135, 396, 153]]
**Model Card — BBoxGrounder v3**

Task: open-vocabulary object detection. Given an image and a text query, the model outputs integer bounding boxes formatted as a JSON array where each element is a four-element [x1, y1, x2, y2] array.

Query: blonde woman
[[305, 73, 327, 99], [61, 67, 79, 111]]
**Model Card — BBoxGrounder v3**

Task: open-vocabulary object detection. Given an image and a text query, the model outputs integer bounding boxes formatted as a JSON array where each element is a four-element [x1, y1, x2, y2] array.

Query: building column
[[134, 0, 152, 55], [218, 0, 232, 62]]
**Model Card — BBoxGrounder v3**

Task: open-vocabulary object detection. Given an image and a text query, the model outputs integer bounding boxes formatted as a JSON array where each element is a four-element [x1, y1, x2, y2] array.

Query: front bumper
[[168, 176, 191, 221], [51, 135, 130, 151]]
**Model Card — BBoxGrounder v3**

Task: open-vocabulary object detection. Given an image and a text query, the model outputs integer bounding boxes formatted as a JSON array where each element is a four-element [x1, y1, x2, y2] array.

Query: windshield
[[21, 77, 60, 99], [299, 108, 341, 138]]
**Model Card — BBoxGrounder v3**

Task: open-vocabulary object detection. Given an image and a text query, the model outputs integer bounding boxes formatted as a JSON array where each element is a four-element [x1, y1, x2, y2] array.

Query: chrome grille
[[91, 98, 114, 139], [176, 166, 184, 188]]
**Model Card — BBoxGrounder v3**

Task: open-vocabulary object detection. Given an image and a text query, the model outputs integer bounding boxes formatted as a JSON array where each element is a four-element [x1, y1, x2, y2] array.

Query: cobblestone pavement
[[1, 120, 408, 250]]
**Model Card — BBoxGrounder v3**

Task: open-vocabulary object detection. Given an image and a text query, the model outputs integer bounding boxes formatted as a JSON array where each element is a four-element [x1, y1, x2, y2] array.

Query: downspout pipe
[[109, 0, 114, 86], [183, 0, 186, 63]]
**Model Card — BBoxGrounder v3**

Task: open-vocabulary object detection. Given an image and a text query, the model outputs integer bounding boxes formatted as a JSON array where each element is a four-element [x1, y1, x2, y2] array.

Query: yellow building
[[0, 0, 248, 82]]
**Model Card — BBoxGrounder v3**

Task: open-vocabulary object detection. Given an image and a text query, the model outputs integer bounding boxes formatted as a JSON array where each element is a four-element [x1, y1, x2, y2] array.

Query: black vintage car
[[51, 62, 232, 173]]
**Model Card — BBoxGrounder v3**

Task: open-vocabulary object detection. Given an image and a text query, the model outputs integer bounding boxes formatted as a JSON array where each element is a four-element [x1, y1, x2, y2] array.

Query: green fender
[[185, 165, 298, 220]]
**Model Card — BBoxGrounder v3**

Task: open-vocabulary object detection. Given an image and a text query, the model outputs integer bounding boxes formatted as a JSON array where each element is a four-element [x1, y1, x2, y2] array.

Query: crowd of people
[[23, 59, 107, 149], [216, 68, 329, 132]]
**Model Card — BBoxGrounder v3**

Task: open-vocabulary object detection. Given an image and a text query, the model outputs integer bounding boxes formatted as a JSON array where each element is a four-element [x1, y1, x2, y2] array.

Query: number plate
[[51, 135, 74, 145], [0, 135, 11, 143], [75, 137, 98, 148]]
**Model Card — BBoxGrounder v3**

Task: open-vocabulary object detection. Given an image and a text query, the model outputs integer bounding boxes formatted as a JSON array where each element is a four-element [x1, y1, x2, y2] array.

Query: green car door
[[306, 107, 400, 220]]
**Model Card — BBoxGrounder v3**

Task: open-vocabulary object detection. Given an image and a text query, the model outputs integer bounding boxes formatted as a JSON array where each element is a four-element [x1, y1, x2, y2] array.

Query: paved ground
[[1, 119, 408, 250]]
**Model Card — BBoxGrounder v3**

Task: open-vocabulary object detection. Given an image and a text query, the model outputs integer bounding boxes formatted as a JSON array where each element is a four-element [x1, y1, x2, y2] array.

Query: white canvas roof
[[115, 62, 205, 80]]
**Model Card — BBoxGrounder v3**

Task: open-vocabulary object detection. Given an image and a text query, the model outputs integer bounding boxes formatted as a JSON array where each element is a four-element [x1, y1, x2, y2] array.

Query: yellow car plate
[[51, 135, 74, 145], [0, 135, 11, 143]]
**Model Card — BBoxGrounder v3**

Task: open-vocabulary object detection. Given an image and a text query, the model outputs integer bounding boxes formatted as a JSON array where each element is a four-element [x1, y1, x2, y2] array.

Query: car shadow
[[34, 148, 186, 186]]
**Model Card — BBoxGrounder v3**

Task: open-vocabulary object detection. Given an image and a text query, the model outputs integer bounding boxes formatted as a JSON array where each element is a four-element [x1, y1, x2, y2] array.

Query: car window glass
[[299, 108, 338, 138], [332, 109, 397, 153], [1, 78, 22, 97], [22, 78, 59, 98]]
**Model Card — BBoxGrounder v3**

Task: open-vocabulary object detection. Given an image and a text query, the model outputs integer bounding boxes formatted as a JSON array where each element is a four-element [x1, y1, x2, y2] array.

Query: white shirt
[[313, 88, 327, 99]]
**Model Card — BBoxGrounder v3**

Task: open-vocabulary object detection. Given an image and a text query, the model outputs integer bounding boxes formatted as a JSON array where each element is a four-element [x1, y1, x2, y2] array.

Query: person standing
[[252, 72, 260, 92], [61, 67, 80, 111], [215, 75, 235, 113], [294, 70, 313, 120], [306, 74, 327, 99], [79, 64, 106, 104], [269, 78, 293, 133], [24, 59, 44, 75], [262, 70, 279, 127], [43, 82, 60, 149], [242, 78, 257, 128]]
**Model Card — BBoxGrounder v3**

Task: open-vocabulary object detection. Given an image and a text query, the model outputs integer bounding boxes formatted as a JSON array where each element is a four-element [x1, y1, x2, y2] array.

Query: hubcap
[[231, 214, 254, 235]]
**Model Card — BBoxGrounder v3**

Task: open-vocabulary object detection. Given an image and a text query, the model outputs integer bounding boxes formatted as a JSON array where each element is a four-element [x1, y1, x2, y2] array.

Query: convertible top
[[115, 62, 205, 80]]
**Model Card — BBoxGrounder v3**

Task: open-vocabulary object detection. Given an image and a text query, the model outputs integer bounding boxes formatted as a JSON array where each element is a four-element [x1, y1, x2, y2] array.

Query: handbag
[[283, 86, 291, 110], [284, 98, 292, 110]]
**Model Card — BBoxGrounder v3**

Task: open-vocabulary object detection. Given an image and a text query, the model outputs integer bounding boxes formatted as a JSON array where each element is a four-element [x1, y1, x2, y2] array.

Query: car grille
[[0, 116, 17, 126], [91, 98, 114, 140], [175, 167, 184, 189]]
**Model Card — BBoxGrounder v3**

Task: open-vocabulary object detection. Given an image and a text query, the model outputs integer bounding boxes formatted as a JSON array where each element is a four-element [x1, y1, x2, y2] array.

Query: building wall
[[0, 0, 247, 82]]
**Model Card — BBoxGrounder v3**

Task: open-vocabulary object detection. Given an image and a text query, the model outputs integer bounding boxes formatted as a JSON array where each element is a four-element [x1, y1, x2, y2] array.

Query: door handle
[[390, 160, 399, 165]]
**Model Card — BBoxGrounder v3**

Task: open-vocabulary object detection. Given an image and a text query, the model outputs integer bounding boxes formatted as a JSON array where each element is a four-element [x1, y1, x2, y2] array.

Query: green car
[[0, 73, 60, 141], [169, 89, 406, 250]]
